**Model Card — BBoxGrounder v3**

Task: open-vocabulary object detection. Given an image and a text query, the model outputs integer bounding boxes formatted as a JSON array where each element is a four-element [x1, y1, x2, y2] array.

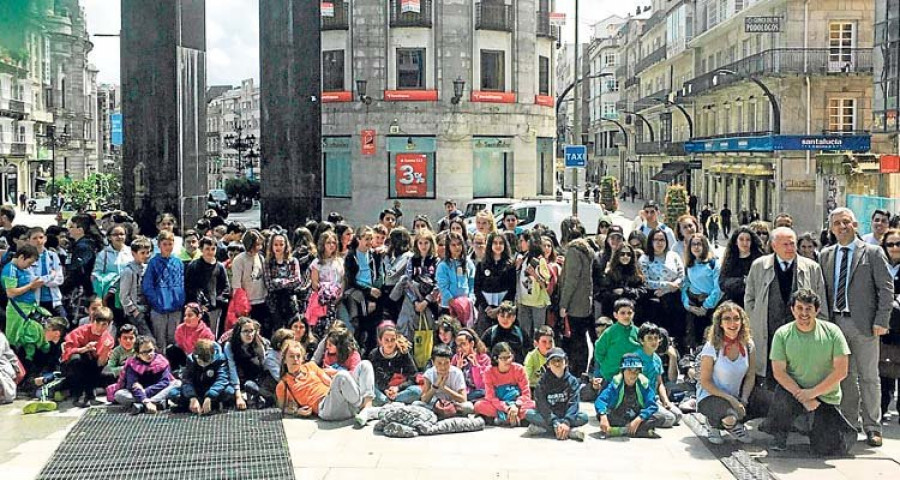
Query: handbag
[[413, 313, 434, 369]]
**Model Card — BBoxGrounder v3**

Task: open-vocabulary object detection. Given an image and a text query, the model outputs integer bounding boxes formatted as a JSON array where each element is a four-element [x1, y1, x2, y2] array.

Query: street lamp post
[[223, 126, 257, 178], [39, 124, 69, 205]]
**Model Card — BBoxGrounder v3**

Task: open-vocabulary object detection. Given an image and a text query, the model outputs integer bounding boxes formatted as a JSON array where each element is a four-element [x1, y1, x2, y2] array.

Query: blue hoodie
[[181, 343, 232, 400], [141, 254, 185, 313], [594, 372, 658, 420], [535, 368, 583, 428]]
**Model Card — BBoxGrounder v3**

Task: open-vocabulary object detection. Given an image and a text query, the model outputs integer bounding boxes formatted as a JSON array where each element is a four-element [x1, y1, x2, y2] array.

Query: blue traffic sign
[[564, 145, 587, 168]]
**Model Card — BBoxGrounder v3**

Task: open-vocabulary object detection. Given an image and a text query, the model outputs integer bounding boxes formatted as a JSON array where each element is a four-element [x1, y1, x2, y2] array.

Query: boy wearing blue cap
[[594, 353, 663, 438]]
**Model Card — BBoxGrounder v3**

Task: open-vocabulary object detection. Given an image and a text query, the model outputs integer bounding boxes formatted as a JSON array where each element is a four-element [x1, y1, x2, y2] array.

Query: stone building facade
[[207, 79, 261, 191], [605, 0, 889, 234], [320, 0, 558, 225]]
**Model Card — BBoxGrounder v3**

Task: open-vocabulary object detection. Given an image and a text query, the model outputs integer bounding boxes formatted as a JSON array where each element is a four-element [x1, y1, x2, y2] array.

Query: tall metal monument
[[121, 0, 207, 234]]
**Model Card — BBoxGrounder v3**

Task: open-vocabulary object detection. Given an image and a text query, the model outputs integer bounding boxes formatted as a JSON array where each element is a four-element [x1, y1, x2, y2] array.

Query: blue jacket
[[28, 250, 64, 307], [535, 369, 583, 428], [435, 258, 475, 308], [181, 343, 231, 400], [594, 372, 658, 420], [141, 255, 185, 313]]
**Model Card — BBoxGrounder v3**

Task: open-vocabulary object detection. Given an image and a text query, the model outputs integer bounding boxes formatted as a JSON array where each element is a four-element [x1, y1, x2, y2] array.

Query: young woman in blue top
[[435, 231, 475, 315], [682, 233, 722, 351]]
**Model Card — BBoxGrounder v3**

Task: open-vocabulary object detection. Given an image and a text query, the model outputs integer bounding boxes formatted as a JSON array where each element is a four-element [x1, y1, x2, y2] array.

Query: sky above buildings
[[84, 0, 643, 88]]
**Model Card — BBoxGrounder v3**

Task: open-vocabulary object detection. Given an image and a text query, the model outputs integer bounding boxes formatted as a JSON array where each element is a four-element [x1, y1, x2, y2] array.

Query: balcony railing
[[596, 147, 620, 157], [321, 2, 349, 30], [536, 11, 558, 39], [476, 3, 513, 32], [692, 131, 773, 141], [624, 76, 640, 89], [664, 141, 686, 156], [679, 48, 874, 98], [636, 88, 669, 109], [634, 45, 667, 74], [8, 100, 25, 114], [635, 142, 661, 155], [10, 143, 27, 156], [390, 0, 432, 28], [642, 11, 665, 32]]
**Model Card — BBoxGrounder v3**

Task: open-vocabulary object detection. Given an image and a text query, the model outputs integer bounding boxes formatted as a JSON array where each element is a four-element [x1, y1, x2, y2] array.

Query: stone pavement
[[2, 396, 898, 480]]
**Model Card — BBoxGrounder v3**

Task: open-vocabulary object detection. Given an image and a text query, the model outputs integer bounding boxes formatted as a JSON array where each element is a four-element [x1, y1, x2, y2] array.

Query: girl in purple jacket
[[111, 336, 180, 414]]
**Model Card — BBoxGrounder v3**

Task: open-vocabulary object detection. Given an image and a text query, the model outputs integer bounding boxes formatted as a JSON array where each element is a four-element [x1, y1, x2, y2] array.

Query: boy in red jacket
[[62, 306, 115, 407]]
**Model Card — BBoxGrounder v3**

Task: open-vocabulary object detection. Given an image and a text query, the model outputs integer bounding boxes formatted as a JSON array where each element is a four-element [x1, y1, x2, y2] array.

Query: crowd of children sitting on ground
[[0, 201, 877, 452]]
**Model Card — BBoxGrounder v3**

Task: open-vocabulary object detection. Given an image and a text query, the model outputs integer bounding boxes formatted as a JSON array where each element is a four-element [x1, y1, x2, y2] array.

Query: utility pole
[[571, 0, 580, 216]]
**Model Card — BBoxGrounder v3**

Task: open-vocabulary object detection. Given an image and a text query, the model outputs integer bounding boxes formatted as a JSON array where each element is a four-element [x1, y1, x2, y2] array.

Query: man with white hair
[[819, 207, 893, 447], [745, 226, 828, 412]]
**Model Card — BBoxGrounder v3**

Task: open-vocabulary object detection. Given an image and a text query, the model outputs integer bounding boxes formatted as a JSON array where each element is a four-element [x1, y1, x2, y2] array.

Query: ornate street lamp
[[451, 77, 466, 104]]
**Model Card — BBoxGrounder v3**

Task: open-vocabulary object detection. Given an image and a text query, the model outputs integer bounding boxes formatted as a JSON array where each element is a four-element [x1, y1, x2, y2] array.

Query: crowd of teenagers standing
[[0, 198, 897, 449]]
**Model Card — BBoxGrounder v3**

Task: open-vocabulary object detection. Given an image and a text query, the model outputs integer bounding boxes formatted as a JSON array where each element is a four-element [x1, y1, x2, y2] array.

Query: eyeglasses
[[241, 329, 256, 335], [886, 242, 900, 248]]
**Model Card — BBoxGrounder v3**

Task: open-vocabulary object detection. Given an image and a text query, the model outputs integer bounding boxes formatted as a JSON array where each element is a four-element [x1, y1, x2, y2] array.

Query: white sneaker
[[730, 423, 753, 444], [708, 428, 724, 445]]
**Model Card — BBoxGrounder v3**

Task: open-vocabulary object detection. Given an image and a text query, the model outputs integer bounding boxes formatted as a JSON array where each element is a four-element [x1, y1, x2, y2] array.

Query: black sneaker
[[771, 436, 788, 452], [129, 403, 145, 415], [73, 395, 89, 409]]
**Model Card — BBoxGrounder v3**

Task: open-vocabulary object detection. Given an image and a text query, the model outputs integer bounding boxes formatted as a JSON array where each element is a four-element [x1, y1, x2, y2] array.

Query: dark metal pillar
[[259, 0, 322, 228]]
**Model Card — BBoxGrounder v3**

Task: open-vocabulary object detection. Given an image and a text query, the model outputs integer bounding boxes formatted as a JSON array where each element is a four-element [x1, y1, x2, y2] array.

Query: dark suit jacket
[[820, 238, 894, 333]]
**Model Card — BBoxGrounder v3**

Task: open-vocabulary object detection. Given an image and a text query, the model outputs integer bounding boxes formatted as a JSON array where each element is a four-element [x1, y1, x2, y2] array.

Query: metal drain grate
[[37, 408, 296, 480], [683, 413, 779, 480]]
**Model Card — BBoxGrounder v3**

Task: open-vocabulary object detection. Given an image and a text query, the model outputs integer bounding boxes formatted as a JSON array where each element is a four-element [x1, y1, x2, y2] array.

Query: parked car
[[463, 198, 517, 230], [208, 189, 229, 218], [501, 200, 632, 240]]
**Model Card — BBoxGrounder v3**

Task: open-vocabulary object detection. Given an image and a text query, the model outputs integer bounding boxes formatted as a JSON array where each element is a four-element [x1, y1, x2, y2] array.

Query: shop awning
[[651, 162, 688, 183]]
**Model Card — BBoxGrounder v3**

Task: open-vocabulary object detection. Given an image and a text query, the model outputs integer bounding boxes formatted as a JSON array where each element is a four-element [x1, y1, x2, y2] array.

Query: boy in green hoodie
[[593, 299, 640, 383]]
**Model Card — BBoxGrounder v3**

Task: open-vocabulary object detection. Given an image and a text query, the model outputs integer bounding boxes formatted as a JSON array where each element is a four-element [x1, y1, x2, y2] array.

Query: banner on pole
[[321, 2, 334, 17]]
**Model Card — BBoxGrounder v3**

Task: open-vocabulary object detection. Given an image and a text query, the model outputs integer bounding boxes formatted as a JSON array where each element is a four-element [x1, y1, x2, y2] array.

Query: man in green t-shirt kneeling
[[768, 288, 857, 456]]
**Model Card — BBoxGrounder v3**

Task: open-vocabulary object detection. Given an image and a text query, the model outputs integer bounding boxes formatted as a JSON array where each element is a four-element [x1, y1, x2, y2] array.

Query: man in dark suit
[[820, 208, 894, 447]]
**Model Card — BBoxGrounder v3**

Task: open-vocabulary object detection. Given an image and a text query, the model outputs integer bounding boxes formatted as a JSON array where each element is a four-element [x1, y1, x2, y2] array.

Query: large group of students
[[0, 198, 897, 451]]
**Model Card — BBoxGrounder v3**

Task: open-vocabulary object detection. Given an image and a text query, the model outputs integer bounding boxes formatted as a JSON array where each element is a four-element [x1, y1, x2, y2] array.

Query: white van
[[463, 198, 517, 230], [504, 200, 633, 239]]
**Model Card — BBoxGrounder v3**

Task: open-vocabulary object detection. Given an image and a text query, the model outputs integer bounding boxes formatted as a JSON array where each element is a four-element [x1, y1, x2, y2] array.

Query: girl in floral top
[[638, 227, 685, 342], [264, 231, 303, 333]]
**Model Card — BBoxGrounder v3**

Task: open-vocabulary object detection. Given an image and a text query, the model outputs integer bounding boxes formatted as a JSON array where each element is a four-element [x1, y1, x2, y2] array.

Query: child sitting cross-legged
[[594, 353, 665, 438], [525, 348, 588, 441], [451, 328, 490, 402], [111, 336, 180, 414], [61, 306, 116, 408], [168, 338, 235, 414], [103, 324, 137, 385], [635, 322, 682, 428], [413, 344, 474, 417], [473, 342, 535, 427], [369, 322, 421, 406]]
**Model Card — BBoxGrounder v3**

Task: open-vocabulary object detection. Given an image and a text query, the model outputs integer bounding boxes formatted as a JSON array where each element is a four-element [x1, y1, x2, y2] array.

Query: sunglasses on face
[[885, 242, 900, 248]]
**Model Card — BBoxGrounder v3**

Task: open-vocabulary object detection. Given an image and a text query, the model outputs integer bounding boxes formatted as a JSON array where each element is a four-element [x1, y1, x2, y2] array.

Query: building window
[[603, 53, 616, 67], [322, 50, 344, 92], [829, 22, 856, 69], [828, 98, 856, 132], [397, 48, 426, 89], [538, 56, 549, 96], [480, 50, 505, 92]]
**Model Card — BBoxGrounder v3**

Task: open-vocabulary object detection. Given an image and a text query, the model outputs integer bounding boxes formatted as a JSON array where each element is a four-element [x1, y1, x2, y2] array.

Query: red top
[[62, 324, 115, 362], [175, 321, 215, 355], [321, 350, 361, 372]]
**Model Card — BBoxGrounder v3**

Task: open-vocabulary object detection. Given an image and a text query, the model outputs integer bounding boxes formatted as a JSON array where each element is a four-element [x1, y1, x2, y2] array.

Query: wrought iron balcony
[[624, 76, 640, 89], [635, 88, 669, 109], [476, 3, 513, 32], [390, 0, 432, 28], [596, 147, 620, 157], [321, 2, 349, 30], [536, 11, 558, 39], [678, 48, 874, 99], [635, 142, 661, 155], [634, 45, 667, 74], [664, 141, 686, 156], [10, 143, 27, 156]]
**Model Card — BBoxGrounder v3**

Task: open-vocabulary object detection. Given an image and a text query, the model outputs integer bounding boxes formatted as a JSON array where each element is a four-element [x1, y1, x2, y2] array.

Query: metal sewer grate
[[683, 413, 779, 480], [37, 408, 296, 480]]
